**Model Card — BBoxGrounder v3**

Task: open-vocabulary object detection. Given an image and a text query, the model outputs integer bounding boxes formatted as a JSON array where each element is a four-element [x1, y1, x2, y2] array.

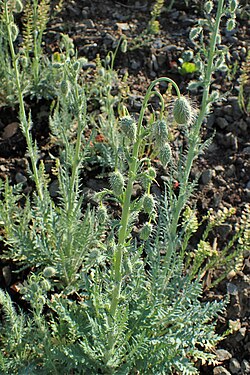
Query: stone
[[82, 19, 95, 28], [241, 360, 250, 374], [213, 366, 231, 375], [225, 164, 236, 177], [216, 349, 232, 362], [235, 327, 246, 342], [229, 358, 241, 374], [217, 117, 229, 129], [226, 282, 238, 296], [2, 122, 19, 139], [15, 172, 27, 184], [201, 169, 215, 185]]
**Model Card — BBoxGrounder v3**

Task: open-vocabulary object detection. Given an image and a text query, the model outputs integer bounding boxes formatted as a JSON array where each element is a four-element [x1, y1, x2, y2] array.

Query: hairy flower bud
[[121, 39, 127, 53], [143, 194, 155, 215], [140, 222, 153, 241], [11, 23, 19, 41], [152, 120, 168, 147], [173, 96, 194, 125], [119, 116, 137, 142], [229, 0, 238, 13], [43, 267, 56, 278], [189, 27, 202, 41], [110, 171, 125, 196], [204, 1, 213, 14], [14, 0, 23, 13], [97, 205, 108, 224], [159, 143, 172, 167], [60, 80, 70, 96], [148, 167, 157, 179], [226, 18, 236, 31]]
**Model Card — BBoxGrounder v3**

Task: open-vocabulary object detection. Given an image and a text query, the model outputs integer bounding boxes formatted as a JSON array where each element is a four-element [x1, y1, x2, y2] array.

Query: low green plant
[[0, 0, 246, 374]]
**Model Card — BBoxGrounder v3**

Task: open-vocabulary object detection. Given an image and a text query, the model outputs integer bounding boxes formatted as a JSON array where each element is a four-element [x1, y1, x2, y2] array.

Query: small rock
[[214, 165, 225, 173], [2, 122, 19, 139], [235, 327, 246, 342], [82, 19, 95, 28], [217, 224, 232, 237], [217, 117, 229, 129], [216, 349, 232, 362], [226, 282, 238, 296], [207, 113, 215, 128], [15, 172, 27, 184], [116, 22, 130, 31], [213, 366, 231, 375], [201, 169, 215, 185], [243, 146, 250, 155], [225, 164, 236, 177], [241, 360, 250, 374], [228, 97, 242, 120], [246, 181, 250, 190], [49, 180, 59, 197], [229, 358, 241, 374], [131, 60, 141, 70]]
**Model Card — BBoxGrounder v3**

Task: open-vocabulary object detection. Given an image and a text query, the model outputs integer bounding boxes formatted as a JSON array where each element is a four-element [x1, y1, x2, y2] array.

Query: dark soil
[[0, 1, 249, 374]]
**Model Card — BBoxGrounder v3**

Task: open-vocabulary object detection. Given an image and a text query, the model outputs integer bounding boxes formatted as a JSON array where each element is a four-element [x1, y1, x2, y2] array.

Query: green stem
[[4, 2, 43, 201], [109, 77, 180, 319], [170, 0, 225, 243]]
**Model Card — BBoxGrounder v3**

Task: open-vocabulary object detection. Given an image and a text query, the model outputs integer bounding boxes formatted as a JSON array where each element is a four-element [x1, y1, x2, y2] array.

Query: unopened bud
[[229, 0, 238, 13], [14, 0, 23, 13], [226, 18, 236, 31], [152, 120, 168, 147], [204, 1, 213, 14], [189, 27, 202, 41], [110, 171, 125, 196], [148, 167, 157, 179], [60, 80, 70, 96], [140, 222, 153, 241], [159, 143, 172, 167], [121, 39, 127, 53], [11, 23, 19, 41], [97, 205, 108, 224], [143, 194, 155, 215], [119, 116, 137, 142], [173, 96, 194, 125], [43, 266, 56, 278]]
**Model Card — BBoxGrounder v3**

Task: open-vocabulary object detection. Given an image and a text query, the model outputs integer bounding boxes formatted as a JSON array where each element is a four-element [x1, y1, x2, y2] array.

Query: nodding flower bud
[[189, 27, 202, 41], [14, 0, 23, 13], [43, 266, 56, 278], [143, 194, 155, 215], [119, 116, 137, 142], [152, 120, 168, 147], [148, 167, 157, 180], [60, 80, 70, 96], [159, 143, 172, 167], [204, 1, 213, 14], [140, 222, 153, 241], [173, 96, 194, 125], [121, 39, 127, 53], [109, 171, 125, 196], [11, 23, 19, 41], [229, 0, 238, 13], [226, 18, 236, 31], [97, 205, 108, 224]]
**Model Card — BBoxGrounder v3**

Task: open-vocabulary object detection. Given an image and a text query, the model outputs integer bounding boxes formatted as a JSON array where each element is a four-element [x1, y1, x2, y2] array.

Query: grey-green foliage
[[0, 204, 226, 374]]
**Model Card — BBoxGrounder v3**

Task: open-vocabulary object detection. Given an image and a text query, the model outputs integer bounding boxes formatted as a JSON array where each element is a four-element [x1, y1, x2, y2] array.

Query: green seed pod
[[11, 23, 19, 42], [60, 80, 70, 96], [143, 194, 155, 215], [226, 18, 236, 31], [189, 27, 202, 41], [119, 116, 137, 142], [43, 266, 56, 278], [173, 96, 193, 125], [140, 222, 153, 241], [121, 39, 127, 53], [14, 0, 23, 13], [110, 171, 125, 196], [204, 1, 213, 14], [159, 143, 172, 167], [229, 0, 238, 13], [152, 120, 168, 147], [97, 205, 108, 224]]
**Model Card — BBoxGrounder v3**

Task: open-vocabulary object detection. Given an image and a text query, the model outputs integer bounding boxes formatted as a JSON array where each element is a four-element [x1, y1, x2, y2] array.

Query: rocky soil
[[0, 1, 249, 374]]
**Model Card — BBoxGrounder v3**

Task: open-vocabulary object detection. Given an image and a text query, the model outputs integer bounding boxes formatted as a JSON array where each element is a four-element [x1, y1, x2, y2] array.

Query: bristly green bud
[[121, 39, 127, 53], [40, 279, 51, 291], [43, 266, 56, 278], [152, 120, 168, 147], [119, 116, 137, 142], [14, 0, 23, 13], [140, 222, 153, 241], [73, 61, 80, 72], [148, 167, 157, 180], [226, 18, 236, 31], [143, 194, 155, 215], [11, 23, 19, 41], [97, 205, 108, 224], [229, 0, 238, 13], [173, 96, 194, 125], [110, 171, 125, 196], [204, 1, 213, 14], [60, 80, 70, 96], [189, 27, 202, 41], [159, 143, 172, 167]]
